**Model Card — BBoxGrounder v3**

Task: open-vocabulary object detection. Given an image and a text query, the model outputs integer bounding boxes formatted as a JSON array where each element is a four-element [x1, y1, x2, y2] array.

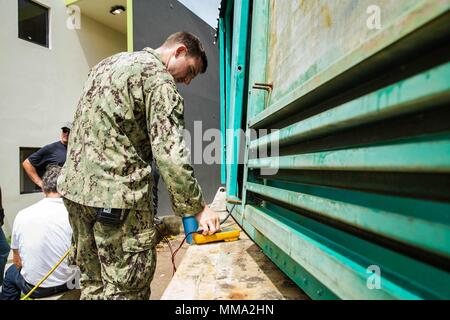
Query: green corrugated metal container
[[219, 0, 450, 299]]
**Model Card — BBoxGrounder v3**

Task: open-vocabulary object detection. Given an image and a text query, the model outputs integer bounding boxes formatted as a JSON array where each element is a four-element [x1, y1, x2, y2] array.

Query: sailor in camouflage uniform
[[57, 32, 220, 300]]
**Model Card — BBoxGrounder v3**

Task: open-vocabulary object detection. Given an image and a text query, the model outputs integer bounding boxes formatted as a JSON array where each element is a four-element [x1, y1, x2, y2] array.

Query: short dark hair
[[42, 165, 62, 194], [164, 32, 208, 73]]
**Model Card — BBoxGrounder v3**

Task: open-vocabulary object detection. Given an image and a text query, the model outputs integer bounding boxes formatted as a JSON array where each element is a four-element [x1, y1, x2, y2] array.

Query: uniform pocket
[[122, 229, 156, 252], [117, 228, 158, 292]]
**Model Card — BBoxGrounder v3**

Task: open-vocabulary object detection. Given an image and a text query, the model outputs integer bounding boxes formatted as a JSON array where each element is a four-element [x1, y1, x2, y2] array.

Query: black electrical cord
[[154, 204, 239, 276], [170, 230, 198, 275], [154, 223, 177, 274], [154, 222, 199, 275], [169, 204, 238, 275], [220, 204, 236, 225]]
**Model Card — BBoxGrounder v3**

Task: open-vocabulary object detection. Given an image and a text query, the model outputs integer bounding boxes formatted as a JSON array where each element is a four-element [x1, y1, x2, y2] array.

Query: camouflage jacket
[[57, 48, 205, 217]]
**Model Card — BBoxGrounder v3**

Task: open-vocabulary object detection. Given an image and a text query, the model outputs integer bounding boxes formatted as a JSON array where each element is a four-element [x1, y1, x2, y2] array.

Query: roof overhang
[[65, 0, 127, 34]]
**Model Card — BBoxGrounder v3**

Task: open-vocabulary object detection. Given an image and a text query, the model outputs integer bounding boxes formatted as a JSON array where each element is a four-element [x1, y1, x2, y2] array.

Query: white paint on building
[[0, 0, 127, 236]]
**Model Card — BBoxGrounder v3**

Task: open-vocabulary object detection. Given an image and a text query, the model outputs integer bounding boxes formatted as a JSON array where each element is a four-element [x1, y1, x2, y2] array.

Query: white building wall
[[0, 0, 127, 236]]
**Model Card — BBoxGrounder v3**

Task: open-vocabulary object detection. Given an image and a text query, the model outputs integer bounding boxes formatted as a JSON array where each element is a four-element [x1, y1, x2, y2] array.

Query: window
[[20, 147, 41, 194], [18, 0, 49, 48]]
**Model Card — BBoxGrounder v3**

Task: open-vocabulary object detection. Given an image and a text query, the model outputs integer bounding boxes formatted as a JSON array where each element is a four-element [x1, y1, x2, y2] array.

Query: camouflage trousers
[[63, 198, 157, 300]]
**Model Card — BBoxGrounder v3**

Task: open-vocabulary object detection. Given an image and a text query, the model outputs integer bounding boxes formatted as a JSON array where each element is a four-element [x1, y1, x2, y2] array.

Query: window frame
[[18, 0, 50, 48], [19, 147, 42, 195]]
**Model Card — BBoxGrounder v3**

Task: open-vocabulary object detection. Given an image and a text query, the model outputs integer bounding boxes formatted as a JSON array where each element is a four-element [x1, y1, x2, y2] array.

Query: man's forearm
[[149, 84, 206, 216], [22, 159, 43, 188]]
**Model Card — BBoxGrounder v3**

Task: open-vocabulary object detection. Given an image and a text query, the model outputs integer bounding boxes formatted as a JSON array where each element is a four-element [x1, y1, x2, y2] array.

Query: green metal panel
[[219, 18, 227, 184], [248, 132, 450, 173], [220, 0, 450, 299], [224, 1, 232, 178], [250, 0, 450, 128], [225, 0, 251, 198], [250, 62, 450, 151], [258, 203, 450, 299], [246, 0, 270, 120], [245, 205, 425, 299], [246, 182, 450, 259], [265, 0, 433, 105], [240, 0, 271, 210], [228, 203, 339, 300]]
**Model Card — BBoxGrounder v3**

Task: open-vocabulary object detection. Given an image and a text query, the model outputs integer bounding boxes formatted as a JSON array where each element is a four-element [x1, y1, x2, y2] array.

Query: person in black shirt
[[22, 122, 72, 189]]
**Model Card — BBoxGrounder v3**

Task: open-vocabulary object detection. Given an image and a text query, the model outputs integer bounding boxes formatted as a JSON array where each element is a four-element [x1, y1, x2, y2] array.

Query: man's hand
[[195, 205, 220, 236], [13, 249, 22, 269]]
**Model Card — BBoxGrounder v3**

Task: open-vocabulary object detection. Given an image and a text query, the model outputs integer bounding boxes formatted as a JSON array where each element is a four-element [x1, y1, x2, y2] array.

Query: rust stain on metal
[[321, 5, 332, 27], [298, 0, 313, 11]]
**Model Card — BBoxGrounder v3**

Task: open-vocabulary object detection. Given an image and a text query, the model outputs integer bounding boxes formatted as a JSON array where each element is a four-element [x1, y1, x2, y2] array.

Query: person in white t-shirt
[[0, 165, 78, 300]]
